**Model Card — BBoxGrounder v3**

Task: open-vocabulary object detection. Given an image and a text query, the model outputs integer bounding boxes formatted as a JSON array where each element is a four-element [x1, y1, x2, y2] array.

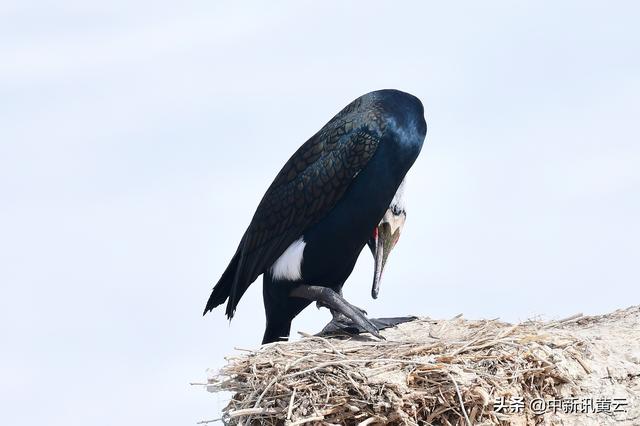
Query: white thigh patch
[[270, 237, 305, 281]]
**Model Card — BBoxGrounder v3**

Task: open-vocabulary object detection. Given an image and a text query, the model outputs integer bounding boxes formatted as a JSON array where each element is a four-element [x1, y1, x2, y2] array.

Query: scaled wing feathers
[[223, 99, 388, 317]]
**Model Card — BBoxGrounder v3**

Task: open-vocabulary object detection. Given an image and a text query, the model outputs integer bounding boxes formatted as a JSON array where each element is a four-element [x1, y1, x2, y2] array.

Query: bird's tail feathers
[[203, 250, 241, 317]]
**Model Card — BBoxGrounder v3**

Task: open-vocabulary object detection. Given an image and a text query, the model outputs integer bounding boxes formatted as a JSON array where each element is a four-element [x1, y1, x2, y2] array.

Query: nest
[[199, 306, 640, 425]]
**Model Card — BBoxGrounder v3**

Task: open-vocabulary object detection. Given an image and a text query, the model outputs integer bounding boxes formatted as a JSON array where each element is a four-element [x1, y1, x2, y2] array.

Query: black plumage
[[204, 89, 427, 343]]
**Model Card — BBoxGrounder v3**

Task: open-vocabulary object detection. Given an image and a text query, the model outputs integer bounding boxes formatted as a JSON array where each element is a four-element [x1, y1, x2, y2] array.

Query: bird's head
[[367, 183, 406, 299]]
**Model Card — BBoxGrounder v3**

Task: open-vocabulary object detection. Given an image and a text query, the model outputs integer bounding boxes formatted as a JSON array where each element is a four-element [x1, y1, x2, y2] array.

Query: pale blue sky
[[1, 1, 639, 425]]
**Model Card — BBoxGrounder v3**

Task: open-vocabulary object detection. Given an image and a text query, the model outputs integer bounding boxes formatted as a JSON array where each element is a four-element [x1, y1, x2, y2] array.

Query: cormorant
[[203, 89, 427, 344]]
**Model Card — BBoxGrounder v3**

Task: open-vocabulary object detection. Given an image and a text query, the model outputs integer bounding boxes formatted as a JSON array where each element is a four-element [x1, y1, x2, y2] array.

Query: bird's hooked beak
[[367, 209, 405, 299]]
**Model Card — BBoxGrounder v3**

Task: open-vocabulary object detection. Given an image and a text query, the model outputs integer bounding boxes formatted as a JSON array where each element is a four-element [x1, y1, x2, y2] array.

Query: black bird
[[203, 89, 427, 344]]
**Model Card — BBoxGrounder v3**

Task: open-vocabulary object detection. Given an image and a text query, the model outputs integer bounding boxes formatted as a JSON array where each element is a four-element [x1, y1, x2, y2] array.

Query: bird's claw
[[290, 286, 383, 340], [324, 306, 382, 339], [345, 305, 383, 340]]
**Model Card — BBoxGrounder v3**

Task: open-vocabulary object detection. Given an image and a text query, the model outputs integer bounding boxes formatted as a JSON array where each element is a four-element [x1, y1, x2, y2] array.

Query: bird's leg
[[316, 289, 367, 317], [317, 299, 352, 326], [290, 286, 383, 340]]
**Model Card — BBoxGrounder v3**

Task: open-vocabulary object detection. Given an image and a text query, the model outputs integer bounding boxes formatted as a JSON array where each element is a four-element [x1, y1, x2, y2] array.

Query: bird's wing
[[224, 100, 387, 317]]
